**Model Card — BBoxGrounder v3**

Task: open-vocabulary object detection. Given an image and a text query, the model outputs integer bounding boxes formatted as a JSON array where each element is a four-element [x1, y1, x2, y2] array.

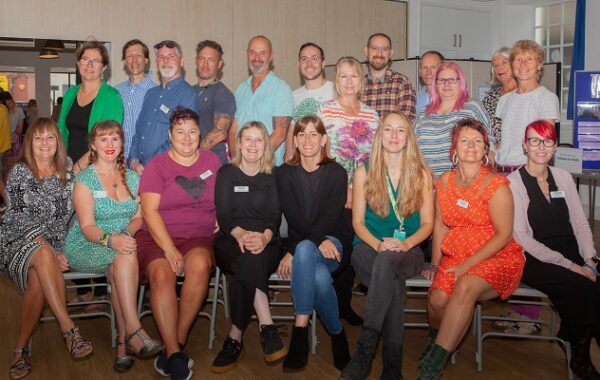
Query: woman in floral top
[[319, 56, 379, 209]]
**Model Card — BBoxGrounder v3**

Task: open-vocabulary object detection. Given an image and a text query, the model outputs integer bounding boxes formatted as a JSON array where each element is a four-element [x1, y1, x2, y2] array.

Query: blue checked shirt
[[115, 74, 156, 159], [129, 76, 199, 165]]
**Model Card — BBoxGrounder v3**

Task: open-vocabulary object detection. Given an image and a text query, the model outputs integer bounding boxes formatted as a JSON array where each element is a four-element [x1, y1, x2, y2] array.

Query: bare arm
[[227, 119, 238, 156], [200, 112, 234, 150], [283, 121, 296, 162], [269, 116, 291, 152], [352, 165, 381, 251]]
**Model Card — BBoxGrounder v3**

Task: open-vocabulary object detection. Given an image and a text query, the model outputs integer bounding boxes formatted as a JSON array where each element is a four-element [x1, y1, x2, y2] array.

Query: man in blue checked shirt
[[129, 40, 199, 174], [115, 39, 157, 160]]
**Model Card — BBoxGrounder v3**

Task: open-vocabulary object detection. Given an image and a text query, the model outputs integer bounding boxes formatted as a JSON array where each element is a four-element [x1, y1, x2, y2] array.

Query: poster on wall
[[574, 71, 600, 169]]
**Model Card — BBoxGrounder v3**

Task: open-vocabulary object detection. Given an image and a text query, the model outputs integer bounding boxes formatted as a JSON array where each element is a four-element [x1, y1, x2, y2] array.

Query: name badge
[[234, 186, 249, 193], [200, 170, 213, 180], [550, 191, 566, 199], [160, 104, 170, 114], [93, 190, 107, 198], [457, 199, 469, 209], [393, 229, 406, 240]]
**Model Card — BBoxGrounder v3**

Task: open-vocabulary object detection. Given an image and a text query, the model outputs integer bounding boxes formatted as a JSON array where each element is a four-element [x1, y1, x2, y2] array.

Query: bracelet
[[429, 264, 439, 270], [76, 161, 82, 170], [584, 263, 599, 277], [107, 233, 115, 250], [99, 231, 111, 246], [121, 229, 134, 238]]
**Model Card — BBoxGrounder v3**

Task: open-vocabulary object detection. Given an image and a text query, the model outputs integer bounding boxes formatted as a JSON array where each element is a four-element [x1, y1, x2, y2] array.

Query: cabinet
[[420, 3, 491, 60]]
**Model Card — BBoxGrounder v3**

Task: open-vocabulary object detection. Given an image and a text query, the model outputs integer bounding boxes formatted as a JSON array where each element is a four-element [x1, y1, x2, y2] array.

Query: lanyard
[[385, 171, 404, 232]]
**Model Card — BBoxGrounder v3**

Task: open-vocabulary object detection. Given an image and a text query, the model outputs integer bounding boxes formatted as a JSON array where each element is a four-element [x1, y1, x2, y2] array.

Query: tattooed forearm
[[201, 113, 234, 149], [270, 116, 292, 151]]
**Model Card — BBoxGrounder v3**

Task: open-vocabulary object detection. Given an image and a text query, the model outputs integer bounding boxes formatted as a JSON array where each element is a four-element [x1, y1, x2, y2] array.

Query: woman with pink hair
[[414, 61, 492, 179]]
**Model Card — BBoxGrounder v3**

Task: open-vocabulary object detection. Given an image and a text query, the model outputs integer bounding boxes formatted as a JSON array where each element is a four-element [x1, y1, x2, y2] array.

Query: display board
[[573, 71, 600, 169]]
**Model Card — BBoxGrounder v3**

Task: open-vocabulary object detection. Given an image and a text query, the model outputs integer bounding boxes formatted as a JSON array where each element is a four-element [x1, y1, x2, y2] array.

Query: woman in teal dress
[[64, 120, 162, 372]]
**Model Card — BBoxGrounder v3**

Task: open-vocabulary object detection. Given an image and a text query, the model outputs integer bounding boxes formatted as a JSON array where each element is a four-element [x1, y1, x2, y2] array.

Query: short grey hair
[[490, 47, 512, 83]]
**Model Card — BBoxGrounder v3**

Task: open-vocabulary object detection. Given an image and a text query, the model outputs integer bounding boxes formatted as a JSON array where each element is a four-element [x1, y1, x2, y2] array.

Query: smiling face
[[169, 119, 200, 157], [91, 131, 122, 163], [380, 113, 409, 154], [492, 54, 513, 84], [247, 37, 272, 75], [512, 50, 543, 84], [336, 62, 362, 97], [294, 122, 326, 160], [239, 126, 266, 165], [456, 127, 486, 164], [419, 53, 442, 87], [124, 43, 148, 77], [77, 48, 106, 82], [196, 46, 222, 82], [365, 35, 392, 71], [32, 129, 58, 162], [156, 46, 183, 79], [524, 129, 556, 166], [299, 45, 325, 81], [435, 68, 460, 101]]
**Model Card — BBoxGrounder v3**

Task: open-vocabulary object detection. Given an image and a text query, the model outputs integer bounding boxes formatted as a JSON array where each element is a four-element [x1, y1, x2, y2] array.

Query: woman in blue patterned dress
[[0, 118, 93, 380], [64, 121, 162, 372]]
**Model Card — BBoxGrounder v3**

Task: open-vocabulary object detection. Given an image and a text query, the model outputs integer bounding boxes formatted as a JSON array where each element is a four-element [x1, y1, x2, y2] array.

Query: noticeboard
[[573, 71, 600, 169]]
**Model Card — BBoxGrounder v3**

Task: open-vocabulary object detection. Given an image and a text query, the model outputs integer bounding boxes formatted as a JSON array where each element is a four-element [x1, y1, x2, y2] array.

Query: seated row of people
[[1, 111, 599, 380]]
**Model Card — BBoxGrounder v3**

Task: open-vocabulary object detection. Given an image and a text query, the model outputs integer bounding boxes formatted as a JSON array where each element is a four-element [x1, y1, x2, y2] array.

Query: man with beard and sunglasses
[[129, 40, 199, 175], [228, 35, 293, 166], [363, 33, 416, 122]]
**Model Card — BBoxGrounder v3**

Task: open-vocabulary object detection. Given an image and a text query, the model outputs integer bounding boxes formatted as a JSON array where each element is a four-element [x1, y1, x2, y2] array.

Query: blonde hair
[[88, 120, 135, 199], [21, 118, 69, 186], [510, 39, 545, 82], [364, 112, 432, 218], [231, 121, 274, 174], [334, 56, 364, 100]]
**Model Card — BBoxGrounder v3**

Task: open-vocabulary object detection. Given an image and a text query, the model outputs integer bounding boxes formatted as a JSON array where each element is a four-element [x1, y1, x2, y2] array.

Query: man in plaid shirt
[[362, 33, 416, 122]]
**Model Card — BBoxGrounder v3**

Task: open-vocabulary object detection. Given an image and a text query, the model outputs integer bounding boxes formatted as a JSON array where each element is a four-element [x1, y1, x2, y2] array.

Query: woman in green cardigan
[[58, 41, 123, 173]]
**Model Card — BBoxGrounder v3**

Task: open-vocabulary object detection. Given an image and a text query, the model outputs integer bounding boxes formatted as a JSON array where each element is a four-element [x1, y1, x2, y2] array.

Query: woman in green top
[[341, 112, 434, 380], [57, 41, 124, 174]]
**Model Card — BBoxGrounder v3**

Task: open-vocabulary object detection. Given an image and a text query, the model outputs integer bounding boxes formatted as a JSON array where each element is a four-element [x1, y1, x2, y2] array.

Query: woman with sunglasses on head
[[415, 61, 492, 179], [508, 120, 600, 380]]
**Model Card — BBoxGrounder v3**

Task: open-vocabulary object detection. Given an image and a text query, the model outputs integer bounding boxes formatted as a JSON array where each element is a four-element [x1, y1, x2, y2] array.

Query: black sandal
[[62, 326, 93, 360], [9, 347, 31, 380]]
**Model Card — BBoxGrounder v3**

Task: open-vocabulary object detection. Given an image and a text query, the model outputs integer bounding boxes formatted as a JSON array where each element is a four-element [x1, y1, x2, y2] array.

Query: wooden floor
[[1, 221, 599, 379]]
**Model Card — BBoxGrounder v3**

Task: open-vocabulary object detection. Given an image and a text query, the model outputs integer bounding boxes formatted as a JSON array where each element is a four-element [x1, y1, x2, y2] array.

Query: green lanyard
[[385, 171, 404, 232]]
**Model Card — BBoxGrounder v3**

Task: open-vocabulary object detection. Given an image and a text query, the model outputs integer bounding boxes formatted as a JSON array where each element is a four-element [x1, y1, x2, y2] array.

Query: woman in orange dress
[[418, 118, 524, 380]]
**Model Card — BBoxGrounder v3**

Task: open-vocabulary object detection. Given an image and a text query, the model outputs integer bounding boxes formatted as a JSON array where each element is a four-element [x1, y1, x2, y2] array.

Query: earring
[[482, 154, 489, 166], [452, 152, 458, 166]]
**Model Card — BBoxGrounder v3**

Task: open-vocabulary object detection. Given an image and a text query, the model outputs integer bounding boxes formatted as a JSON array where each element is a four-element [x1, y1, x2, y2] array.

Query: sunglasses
[[154, 40, 179, 50]]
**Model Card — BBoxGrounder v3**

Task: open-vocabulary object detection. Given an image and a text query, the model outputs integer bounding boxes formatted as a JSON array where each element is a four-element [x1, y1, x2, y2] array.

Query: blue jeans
[[291, 237, 343, 334]]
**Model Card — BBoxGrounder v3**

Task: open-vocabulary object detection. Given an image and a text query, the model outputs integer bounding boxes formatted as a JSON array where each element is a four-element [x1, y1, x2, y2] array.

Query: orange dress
[[431, 167, 524, 299]]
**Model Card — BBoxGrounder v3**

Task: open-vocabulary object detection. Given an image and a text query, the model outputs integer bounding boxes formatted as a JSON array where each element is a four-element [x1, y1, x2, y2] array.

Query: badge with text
[[93, 190, 107, 198], [393, 229, 406, 240], [234, 186, 249, 193], [199, 170, 213, 180], [457, 199, 469, 209], [550, 191, 566, 199], [160, 104, 169, 114]]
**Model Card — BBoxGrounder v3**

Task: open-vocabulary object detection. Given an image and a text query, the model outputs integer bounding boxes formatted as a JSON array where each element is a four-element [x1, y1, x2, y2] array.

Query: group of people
[[0, 31, 599, 380]]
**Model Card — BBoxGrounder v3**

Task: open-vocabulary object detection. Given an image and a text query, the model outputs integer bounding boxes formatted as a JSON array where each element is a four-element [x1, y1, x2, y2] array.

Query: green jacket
[[57, 81, 124, 148]]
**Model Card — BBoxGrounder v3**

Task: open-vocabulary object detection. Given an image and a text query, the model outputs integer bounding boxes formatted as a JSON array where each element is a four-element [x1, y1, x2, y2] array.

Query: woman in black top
[[211, 121, 286, 374], [276, 115, 351, 372]]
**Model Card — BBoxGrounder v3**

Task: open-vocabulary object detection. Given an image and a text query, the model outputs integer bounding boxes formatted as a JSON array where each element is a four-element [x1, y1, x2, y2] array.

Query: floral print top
[[318, 99, 379, 185]]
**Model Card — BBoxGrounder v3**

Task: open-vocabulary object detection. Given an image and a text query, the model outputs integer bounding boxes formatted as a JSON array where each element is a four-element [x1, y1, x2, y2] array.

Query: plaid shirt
[[363, 69, 416, 122]]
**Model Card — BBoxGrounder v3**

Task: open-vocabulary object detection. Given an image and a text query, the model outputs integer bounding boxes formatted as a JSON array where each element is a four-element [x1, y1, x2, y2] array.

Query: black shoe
[[380, 342, 403, 380], [283, 326, 309, 372], [352, 284, 368, 295], [570, 338, 600, 380], [168, 352, 193, 380], [341, 307, 364, 326], [331, 328, 351, 371], [212, 336, 244, 374], [260, 324, 288, 363], [154, 350, 170, 376], [341, 327, 379, 380], [417, 344, 451, 380]]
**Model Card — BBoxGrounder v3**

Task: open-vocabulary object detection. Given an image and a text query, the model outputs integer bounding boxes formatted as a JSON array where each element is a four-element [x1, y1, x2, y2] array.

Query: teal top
[[353, 164, 420, 246], [64, 165, 139, 273]]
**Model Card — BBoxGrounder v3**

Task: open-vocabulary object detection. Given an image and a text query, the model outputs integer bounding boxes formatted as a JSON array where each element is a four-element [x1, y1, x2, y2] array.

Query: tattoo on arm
[[270, 116, 292, 150], [201, 113, 234, 149]]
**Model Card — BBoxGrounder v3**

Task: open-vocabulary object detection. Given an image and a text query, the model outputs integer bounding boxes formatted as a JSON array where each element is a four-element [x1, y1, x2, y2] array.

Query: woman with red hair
[[508, 120, 600, 380], [418, 118, 523, 379]]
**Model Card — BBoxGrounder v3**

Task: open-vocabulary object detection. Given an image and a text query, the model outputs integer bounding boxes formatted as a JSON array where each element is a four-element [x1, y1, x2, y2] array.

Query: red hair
[[524, 120, 557, 143], [449, 118, 491, 159], [425, 61, 469, 116]]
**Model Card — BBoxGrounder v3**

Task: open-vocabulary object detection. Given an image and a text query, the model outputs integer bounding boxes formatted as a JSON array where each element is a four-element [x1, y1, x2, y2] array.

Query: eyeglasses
[[436, 77, 459, 85], [527, 137, 556, 147], [79, 57, 103, 67], [300, 55, 323, 64]]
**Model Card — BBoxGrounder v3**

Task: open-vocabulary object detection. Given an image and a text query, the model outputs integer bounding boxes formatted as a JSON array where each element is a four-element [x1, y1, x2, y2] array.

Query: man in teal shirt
[[228, 35, 293, 166]]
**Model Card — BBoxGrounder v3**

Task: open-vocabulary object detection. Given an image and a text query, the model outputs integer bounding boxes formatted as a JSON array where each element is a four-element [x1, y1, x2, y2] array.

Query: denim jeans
[[291, 236, 343, 334], [352, 242, 424, 345]]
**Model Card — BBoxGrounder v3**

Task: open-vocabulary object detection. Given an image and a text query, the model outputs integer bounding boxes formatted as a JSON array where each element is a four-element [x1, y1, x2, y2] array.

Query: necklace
[[457, 168, 480, 185]]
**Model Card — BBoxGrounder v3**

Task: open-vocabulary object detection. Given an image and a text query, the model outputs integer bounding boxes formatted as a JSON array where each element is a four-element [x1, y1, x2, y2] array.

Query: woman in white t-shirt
[[495, 40, 560, 171]]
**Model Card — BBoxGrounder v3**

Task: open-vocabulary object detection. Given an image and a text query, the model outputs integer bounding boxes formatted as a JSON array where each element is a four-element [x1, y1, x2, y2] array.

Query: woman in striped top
[[414, 61, 491, 179]]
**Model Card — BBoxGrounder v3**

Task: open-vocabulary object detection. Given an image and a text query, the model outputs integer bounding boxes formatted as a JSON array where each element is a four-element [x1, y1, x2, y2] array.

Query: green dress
[[65, 165, 140, 273]]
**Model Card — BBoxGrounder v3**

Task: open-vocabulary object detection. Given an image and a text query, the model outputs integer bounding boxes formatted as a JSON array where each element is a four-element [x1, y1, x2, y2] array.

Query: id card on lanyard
[[386, 172, 406, 240]]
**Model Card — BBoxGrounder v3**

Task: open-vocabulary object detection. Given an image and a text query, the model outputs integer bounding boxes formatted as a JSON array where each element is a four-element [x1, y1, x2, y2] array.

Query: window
[[50, 72, 76, 113], [534, 0, 576, 115]]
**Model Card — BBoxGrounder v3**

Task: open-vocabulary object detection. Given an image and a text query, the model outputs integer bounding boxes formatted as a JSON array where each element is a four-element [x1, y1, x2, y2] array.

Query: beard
[[369, 57, 389, 71], [159, 65, 178, 79], [248, 60, 268, 75]]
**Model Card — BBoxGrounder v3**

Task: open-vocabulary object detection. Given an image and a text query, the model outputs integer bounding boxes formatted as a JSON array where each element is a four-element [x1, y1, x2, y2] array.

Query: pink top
[[508, 166, 596, 269], [139, 149, 221, 239]]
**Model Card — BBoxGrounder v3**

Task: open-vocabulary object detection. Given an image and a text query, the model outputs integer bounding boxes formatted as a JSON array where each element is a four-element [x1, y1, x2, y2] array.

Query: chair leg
[[221, 274, 230, 319], [311, 310, 318, 354], [476, 303, 483, 371], [208, 268, 221, 349]]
